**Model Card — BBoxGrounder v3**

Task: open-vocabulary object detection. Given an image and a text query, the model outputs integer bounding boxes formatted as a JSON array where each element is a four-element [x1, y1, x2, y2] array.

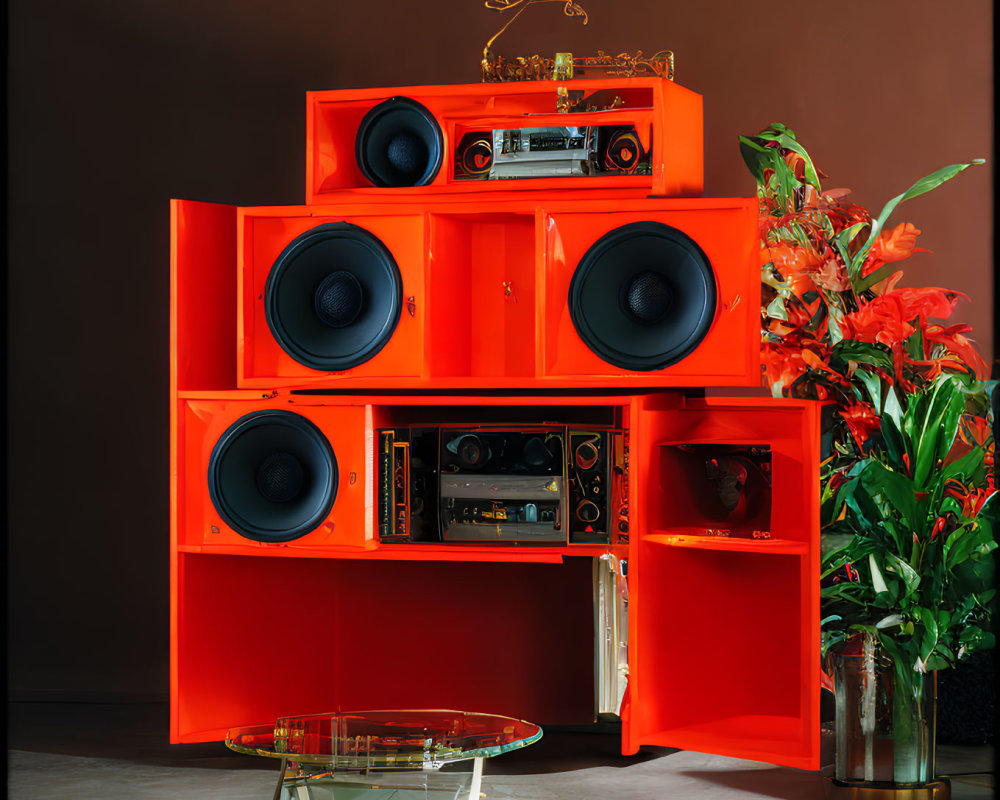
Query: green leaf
[[941, 446, 987, 485], [858, 160, 984, 264], [854, 262, 904, 294], [888, 554, 922, 597], [765, 295, 788, 321], [853, 369, 883, 409], [833, 222, 867, 266], [882, 386, 904, 429], [833, 340, 895, 374], [910, 376, 966, 489], [906, 321, 926, 362], [937, 609, 952, 631], [919, 606, 940, 661], [881, 412, 907, 472], [745, 125, 822, 189], [739, 136, 778, 184], [924, 653, 951, 671], [861, 461, 919, 536], [869, 553, 890, 594]]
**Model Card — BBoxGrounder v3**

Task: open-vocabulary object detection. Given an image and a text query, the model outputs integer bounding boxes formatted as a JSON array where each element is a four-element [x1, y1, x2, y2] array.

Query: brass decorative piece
[[482, 0, 674, 84], [823, 777, 951, 800]]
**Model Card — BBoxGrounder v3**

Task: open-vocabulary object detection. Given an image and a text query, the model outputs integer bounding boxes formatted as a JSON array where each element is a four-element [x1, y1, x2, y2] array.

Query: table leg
[[272, 756, 287, 800], [467, 756, 483, 800]]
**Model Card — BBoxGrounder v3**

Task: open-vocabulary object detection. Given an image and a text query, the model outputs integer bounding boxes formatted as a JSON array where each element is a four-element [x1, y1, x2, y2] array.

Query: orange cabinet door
[[623, 395, 821, 771]]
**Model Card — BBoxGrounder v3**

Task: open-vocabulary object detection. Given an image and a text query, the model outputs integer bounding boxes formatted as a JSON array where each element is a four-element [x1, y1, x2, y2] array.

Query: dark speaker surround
[[265, 222, 403, 371], [356, 97, 443, 187], [207, 410, 338, 542], [568, 221, 717, 371]]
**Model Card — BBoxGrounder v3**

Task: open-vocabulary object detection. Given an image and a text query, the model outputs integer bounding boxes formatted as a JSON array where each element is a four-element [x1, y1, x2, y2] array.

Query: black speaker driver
[[457, 131, 494, 179], [265, 223, 402, 371], [208, 410, 338, 542], [356, 97, 443, 187], [568, 222, 717, 371], [602, 127, 642, 173]]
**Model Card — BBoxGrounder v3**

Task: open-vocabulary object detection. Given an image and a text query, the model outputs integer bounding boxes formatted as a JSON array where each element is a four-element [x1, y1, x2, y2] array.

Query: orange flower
[[814, 258, 850, 292], [784, 150, 806, 181], [841, 403, 881, 450], [871, 222, 923, 262], [766, 242, 822, 277], [869, 269, 904, 295]]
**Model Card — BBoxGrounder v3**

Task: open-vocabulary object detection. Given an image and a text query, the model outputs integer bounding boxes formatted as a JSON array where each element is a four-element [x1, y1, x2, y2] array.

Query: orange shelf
[[644, 532, 808, 555], [176, 541, 624, 564]]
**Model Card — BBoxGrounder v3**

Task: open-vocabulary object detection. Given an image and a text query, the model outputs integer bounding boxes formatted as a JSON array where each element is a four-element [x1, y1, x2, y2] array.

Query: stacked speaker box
[[171, 77, 822, 769]]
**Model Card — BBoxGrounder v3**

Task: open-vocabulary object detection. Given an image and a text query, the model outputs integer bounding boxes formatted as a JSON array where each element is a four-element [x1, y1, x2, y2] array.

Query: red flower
[[843, 294, 914, 349], [896, 286, 964, 321], [960, 415, 992, 448], [841, 403, 881, 450], [962, 488, 992, 518], [762, 346, 809, 393], [924, 323, 989, 379]]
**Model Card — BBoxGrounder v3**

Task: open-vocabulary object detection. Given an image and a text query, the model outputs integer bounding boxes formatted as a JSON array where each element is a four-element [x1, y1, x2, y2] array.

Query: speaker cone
[[356, 97, 443, 187], [601, 127, 642, 174], [568, 222, 717, 371], [265, 223, 402, 370], [208, 411, 338, 542], [456, 131, 493, 179]]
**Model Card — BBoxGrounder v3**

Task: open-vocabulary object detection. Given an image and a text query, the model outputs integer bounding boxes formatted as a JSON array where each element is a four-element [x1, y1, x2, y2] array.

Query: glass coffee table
[[226, 709, 543, 799]]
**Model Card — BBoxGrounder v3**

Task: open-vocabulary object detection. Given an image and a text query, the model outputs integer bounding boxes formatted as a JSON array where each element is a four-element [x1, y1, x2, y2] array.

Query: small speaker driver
[[568, 222, 717, 371], [602, 127, 643, 173], [356, 97, 443, 187], [208, 410, 338, 542], [456, 131, 494, 179], [265, 223, 402, 371]]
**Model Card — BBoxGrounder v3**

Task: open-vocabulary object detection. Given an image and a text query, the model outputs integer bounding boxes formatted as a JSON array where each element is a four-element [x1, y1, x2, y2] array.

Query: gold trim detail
[[481, 0, 674, 84]]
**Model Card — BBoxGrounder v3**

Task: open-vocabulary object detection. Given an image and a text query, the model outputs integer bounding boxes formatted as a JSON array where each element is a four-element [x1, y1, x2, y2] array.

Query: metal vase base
[[824, 776, 951, 800]]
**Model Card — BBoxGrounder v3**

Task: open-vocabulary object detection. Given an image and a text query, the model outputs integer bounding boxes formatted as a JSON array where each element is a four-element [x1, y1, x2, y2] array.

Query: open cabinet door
[[623, 394, 821, 770], [171, 198, 238, 742], [170, 199, 238, 393]]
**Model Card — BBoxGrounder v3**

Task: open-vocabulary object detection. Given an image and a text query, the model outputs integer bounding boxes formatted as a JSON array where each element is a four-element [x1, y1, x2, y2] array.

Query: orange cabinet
[[170, 76, 820, 771]]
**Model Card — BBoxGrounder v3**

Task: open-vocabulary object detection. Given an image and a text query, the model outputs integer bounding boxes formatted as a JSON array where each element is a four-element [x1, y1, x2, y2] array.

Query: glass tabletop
[[226, 709, 542, 772]]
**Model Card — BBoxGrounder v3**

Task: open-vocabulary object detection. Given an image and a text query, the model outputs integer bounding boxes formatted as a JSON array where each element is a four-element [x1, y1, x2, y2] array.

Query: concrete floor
[[6, 703, 995, 799]]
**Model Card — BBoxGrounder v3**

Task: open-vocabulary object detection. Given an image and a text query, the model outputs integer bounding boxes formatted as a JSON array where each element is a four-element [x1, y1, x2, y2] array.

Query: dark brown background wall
[[7, 0, 993, 699]]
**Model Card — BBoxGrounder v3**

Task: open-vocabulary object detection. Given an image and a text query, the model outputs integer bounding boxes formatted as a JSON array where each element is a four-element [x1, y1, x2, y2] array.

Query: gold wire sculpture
[[481, 0, 674, 84]]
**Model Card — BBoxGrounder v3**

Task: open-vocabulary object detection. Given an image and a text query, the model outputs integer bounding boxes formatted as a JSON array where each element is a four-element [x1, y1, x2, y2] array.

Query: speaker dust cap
[[356, 97, 443, 187], [265, 222, 403, 371], [569, 222, 717, 371], [208, 410, 338, 542]]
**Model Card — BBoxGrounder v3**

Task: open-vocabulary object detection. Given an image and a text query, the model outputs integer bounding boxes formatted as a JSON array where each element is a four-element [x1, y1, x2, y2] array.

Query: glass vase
[[832, 632, 937, 786]]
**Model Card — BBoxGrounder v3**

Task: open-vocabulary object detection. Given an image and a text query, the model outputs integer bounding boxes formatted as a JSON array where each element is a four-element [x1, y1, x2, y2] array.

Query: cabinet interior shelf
[[644, 532, 807, 555]]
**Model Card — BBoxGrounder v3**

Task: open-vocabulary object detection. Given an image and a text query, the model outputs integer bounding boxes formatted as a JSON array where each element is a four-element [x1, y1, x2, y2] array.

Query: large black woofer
[[568, 222, 717, 371], [356, 97, 443, 187], [265, 223, 402, 371], [208, 410, 338, 542]]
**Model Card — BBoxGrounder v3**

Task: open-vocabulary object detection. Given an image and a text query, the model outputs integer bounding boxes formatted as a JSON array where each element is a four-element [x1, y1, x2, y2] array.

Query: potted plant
[[740, 125, 996, 791]]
